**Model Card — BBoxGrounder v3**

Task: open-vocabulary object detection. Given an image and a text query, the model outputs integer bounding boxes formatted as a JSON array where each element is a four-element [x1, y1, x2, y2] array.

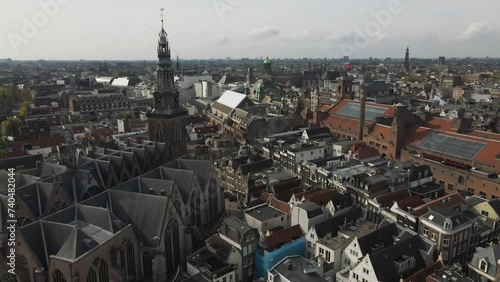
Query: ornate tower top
[[149, 8, 185, 118]]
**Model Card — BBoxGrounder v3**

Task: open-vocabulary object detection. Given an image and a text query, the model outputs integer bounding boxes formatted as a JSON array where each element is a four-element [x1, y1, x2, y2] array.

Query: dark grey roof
[[369, 235, 426, 282], [469, 246, 500, 277], [0, 154, 43, 170], [312, 206, 362, 239], [304, 128, 331, 140], [417, 132, 487, 160], [336, 102, 389, 122], [487, 199, 500, 216], [422, 206, 470, 228], [219, 217, 255, 245], [245, 204, 286, 222], [357, 223, 398, 255], [238, 158, 273, 175], [298, 202, 323, 219]]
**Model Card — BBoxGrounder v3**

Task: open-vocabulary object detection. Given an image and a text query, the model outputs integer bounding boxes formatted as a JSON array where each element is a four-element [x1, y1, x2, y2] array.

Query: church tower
[[148, 9, 200, 159], [263, 56, 272, 76], [404, 47, 410, 74]]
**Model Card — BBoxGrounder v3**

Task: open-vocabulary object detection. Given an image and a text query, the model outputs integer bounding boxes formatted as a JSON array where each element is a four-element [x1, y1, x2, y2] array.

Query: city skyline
[[1, 0, 500, 60]]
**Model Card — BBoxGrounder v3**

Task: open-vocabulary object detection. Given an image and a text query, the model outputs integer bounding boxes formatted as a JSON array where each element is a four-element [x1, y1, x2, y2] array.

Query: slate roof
[[369, 235, 427, 282], [297, 201, 323, 218], [357, 223, 398, 255], [469, 245, 500, 277], [421, 206, 471, 229], [312, 206, 362, 239]]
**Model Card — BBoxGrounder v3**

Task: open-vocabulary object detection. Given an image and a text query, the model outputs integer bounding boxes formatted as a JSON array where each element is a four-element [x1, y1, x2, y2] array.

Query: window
[[443, 237, 450, 247], [444, 222, 451, 229], [479, 259, 488, 272], [431, 233, 436, 241], [482, 210, 489, 217], [53, 270, 67, 282], [448, 184, 454, 191], [458, 176, 465, 184], [423, 227, 428, 237], [326, 251, 331, 262], [479, 191, 487, 199]]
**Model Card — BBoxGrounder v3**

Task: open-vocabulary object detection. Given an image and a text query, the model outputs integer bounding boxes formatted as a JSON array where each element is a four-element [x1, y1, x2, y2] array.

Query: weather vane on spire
[[160, 8, 165, 28]]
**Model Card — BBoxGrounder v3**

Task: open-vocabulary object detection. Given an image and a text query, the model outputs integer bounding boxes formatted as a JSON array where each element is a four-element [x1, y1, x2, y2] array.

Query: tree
[[1, 117, 22, 137], [19, 101, 31, 120]]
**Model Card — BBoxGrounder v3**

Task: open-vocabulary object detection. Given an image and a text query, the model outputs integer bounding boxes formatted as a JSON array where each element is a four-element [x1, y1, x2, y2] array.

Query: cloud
[[459, 22, 496, 40], [324, 30, 353, 42], [216, 36, 231, 45], [250, 27, 280, 39]]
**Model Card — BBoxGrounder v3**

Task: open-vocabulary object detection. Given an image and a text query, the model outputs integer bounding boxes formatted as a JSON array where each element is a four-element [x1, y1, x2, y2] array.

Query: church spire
[[149, 8, 183, 117], [404, 47, 410, 74]]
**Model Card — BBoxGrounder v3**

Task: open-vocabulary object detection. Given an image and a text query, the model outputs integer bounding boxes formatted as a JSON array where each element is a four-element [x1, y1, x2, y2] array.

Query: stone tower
[[404, 47, 410, 74], [147, 12, 200, 159]]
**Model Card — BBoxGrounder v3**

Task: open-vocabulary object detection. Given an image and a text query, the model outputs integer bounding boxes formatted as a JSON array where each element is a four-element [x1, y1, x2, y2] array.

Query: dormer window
[[479, 258, 488, 272], [444, 222, 451, 229]]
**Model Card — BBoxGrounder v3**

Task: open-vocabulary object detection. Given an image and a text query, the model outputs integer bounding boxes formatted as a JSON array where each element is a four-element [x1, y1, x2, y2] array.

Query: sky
[[1, 0, 500, 60]]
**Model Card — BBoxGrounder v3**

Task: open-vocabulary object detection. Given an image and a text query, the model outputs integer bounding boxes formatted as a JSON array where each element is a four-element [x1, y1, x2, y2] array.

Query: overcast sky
[[1, 0, 499, 60]]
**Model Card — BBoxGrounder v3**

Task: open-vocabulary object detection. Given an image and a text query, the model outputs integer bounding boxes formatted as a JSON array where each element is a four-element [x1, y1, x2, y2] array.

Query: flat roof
[[246, 204, 286, 222], [317, 220, 377, 250]]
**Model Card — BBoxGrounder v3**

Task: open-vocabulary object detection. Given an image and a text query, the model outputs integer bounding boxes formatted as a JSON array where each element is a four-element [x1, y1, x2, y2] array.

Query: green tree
[[1, 117, 22, 136]]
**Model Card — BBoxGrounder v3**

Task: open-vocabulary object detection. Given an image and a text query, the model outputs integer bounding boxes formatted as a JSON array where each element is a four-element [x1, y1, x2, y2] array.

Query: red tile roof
[[424, 118, 456, 132], [375, 189, 412, 208], [304, 189, 341, 206], [470, 130, 500, 141], [270, 198, 291, 215], [264, 225, 303, 250], [403, 260, 443, 282], [11, 135, 65, 151], [411, 193, 466, 217], [396, 195, 426, 210]]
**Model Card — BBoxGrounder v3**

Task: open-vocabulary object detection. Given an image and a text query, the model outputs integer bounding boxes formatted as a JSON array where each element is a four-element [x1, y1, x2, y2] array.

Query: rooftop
[[245, 204, 286, 222], [272, 256, 328, 282], [317, 220, 377, 250]]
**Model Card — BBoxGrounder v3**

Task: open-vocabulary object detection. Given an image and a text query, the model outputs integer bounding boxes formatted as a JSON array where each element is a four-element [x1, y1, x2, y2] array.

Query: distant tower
[[246, 67, 256, 84], [324, 57, 327, 72], [263, 56, 272, 75], [438, 56, 446, 66], [176, 53, 180, 71], [308, 58, 312, 71], [404, 47, 410, 73], [357, 83, 366, 141], [256, 80, 265, 101]]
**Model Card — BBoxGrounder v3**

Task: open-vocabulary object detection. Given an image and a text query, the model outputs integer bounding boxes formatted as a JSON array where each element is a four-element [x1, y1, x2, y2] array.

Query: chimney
[[358, 83, 366, 141]]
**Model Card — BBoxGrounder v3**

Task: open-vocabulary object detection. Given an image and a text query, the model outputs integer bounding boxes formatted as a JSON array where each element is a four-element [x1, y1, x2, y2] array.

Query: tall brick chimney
[[358, 83, 366, 141]]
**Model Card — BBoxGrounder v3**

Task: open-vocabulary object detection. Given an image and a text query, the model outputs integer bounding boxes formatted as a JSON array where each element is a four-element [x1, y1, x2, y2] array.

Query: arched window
[[86, 269, 97, 282], [87, 258, 109, 282], [208, 179, 218, 218], [174, 200, 182, 216], [458, 176, 465, 184], [174, 120, 182, 143], [155, 121, 164, 143], [17, 217, 32, 227], [53, 269, 67, 282], [49, 201, 69, 214], [0, 273, 17, 282], [190, 190, 201, 226], [142, 252, 153, 280], [164, 218, 181, 274], [120, 239, 136, 281]]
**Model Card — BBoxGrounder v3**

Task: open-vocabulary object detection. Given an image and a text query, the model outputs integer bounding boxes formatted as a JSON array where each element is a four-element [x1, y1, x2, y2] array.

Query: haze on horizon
[[1, 0, 499, 61]]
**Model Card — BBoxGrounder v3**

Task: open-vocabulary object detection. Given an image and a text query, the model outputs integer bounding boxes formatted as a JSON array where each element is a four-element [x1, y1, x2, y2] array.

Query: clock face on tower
[[155, 95, 163, 107]]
